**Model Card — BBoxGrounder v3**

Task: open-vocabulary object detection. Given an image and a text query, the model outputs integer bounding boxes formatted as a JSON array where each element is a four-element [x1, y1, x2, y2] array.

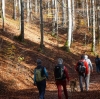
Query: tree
[[72, 0, 75, 42], [65, 0, 72, 51], [1, 0, 5, 31], [35, 0, 38, 14], [86, 0, 89, 29], [13, 0, 17, 20], [62, 0, 67, 26], [18, 0, 24, 42], [91, 0, 96, 52], [27, 0, 30, 22], [40, 0, 44, 50]]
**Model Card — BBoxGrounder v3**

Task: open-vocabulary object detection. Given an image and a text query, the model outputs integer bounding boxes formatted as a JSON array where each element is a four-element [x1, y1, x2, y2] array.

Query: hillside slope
[[0, 15, 100, 99]]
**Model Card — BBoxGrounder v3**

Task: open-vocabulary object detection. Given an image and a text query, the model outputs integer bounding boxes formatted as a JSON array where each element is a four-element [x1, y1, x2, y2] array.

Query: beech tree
[[1, 0, 5, 31], [40, 0, 44, 50], [13, 0, 17, 20], [65, 0, 72, 51], [27, 0, 30, 22], [92, 0, 96, 52], [18, 0, 24, 41]]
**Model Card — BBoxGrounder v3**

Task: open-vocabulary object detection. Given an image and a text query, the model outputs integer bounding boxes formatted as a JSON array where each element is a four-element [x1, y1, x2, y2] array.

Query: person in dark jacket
[[95, 55, 100, 73], [75, 55, 89, 92], [54, 58, 69, 99], [34, 59, 48, 99]]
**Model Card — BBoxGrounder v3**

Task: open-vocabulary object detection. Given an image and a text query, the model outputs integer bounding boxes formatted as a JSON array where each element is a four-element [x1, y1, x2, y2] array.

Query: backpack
[[54, 65, 66, 80], [77, 61, 86, 75], [35, 67, 46, 82]]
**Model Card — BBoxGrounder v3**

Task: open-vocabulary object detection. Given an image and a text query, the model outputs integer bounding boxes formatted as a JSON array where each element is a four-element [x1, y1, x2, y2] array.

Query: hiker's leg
[[62, 80, 68, 99], [36, 82, 41, 97], [85, 74, 90, 91], [85, 68, 90, 91], [56, 81, 62, 99], [96, 65, 99, 73], [79, 75, 83, 92], [98, 65, 100, 72], [40, 80, 46, 99]]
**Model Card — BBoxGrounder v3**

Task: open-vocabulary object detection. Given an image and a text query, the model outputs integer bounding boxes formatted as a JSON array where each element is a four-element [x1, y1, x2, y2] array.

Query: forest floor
[[0, 13, 100, 99]]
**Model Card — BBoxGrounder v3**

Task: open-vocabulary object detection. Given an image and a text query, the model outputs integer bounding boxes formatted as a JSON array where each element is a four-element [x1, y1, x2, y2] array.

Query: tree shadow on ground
[[0, 27, 98, 99]]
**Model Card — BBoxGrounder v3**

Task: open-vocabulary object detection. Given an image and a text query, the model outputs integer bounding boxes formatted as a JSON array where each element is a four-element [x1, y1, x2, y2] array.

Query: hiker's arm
[[44, 67, 48, 79], [64, 66, 69, 82], [89, 60, 93, 72], [33, 70, 36, 85]]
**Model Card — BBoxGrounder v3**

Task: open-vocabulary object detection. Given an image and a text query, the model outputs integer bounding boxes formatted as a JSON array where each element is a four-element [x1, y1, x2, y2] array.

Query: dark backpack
[[77, 61, 86, 75], [54, 65, 66, 80]]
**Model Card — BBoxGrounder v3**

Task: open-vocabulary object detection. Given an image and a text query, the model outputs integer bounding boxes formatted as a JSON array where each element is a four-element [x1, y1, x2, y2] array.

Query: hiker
[[85, 55, 93, 91], [95, 55, 100, 73], [54, 58, 69, 99], [33, 59, 48, 99], [75, 55, 89, 92]]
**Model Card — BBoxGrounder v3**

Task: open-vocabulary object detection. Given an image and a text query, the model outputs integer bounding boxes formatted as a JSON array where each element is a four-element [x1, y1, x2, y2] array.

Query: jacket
[[85, 55, 93, 71]]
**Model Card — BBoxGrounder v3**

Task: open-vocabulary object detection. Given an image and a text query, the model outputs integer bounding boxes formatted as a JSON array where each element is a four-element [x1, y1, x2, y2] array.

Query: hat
[[84, 55, 88, 59], [36, 59, 42, 64], [58, 58, 63, 64], [81, 55, 85, 59]]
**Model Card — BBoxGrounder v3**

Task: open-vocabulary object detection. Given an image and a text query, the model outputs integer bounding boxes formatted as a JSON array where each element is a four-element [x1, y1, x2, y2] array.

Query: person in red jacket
[[54, 58, 69, 99], [75, 55, 89, 92]]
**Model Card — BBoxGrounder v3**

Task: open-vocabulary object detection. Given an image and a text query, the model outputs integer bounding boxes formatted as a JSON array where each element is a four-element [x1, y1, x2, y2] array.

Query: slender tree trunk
[[1, 0, 5, 31], [20, 0, 24, 41], [30, 0, 33, 21], [35, 0, 38, 15], [67, 0, 72, 50], [52, 0, 57, 35], [92, 0, 96, 52], [72, 0, 75, 42], [40, 0, 44, 50], [52, 0, 56, 35], [18, 0, 21, 30], [62, 0, 67, 26], [96, 1, 100, 45], [89, 0, 92, 31], [27, 0, 30, 22], [13, 0, 17, 20], [86, 0, 89, 29]]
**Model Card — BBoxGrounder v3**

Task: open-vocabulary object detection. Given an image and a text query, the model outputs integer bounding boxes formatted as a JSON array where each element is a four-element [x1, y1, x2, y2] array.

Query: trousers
[[36, 79, 46, 99], [56, 80, 68, 99]]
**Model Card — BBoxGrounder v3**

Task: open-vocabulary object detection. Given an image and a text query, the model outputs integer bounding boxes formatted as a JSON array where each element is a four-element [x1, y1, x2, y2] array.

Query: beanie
[[36, 59, 42, 64], [58, 58, 63, 64]]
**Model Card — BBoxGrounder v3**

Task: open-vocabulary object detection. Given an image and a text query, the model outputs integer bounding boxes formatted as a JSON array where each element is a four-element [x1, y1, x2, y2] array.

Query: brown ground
[[0, 11, 100, 99]]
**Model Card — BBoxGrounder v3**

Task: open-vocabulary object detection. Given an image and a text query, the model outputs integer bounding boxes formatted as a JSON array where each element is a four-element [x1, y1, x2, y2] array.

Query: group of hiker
[[33, 55, 100, 99]]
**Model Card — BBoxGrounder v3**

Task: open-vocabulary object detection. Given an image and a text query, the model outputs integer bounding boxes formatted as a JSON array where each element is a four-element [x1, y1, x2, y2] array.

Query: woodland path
[[0, 15, 100, 99]]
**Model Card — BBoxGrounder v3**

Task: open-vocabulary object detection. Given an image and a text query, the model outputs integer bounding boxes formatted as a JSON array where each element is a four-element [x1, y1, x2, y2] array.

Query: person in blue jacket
[[34, 59, 48, 99]]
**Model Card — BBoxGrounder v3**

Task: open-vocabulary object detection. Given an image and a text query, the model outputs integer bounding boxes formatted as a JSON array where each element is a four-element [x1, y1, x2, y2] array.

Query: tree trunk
[[19, 0, 24, 41], [86, 0, 89, 29], [1, 0, 5, 31], [13, 0, 17, 20], [27, 0, 30, 22], [91, 0, 96, 52], [66, 0, 72, 50], [18, 0, 21, 30], [40, 0, 44, 50], [72, 0, 75, 42]]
